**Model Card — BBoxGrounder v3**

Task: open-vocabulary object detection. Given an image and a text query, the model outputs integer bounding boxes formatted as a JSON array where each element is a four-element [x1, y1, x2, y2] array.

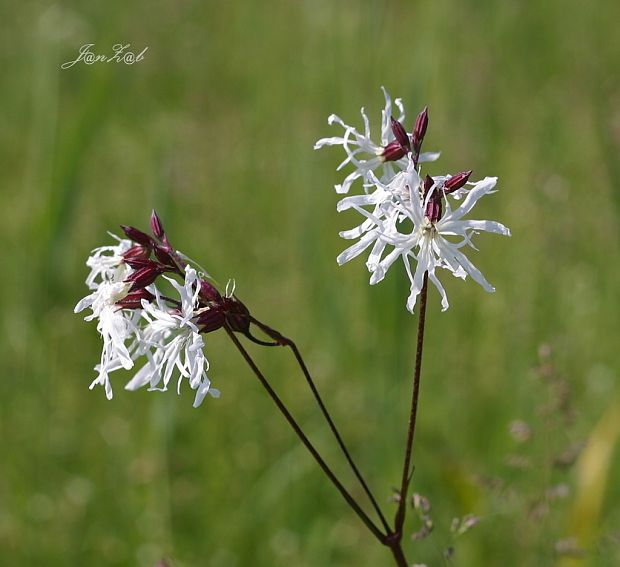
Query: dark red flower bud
[[196, 305, 226, 333], [125, 264, 165, 289], [223, 298, 250, 334], [425, 197, 442, 223], [154, 245, 176, 268], [115, 288, 155, 309], [381, 140, 408, 162], [150, 210, 165, 239], [160, 235, 173, 253], [124, 257, 156, 270], [122, 245, 150, 262], [444, 170, 472, 193], [120, 225, 153, 247], [423, 174, 435, 196], [412, 106, 429, 151], [390, 116, 411, 150], [199, 279, 222, 302]]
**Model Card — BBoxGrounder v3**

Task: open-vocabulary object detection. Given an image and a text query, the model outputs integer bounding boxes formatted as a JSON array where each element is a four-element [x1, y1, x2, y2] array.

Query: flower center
[[420, 217, 437, 238]]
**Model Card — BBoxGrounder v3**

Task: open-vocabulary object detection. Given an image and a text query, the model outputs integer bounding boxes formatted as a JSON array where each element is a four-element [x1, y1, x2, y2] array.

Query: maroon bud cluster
[[114, 210, 185, 309], [422, 170, 473, 223], [381, 107, 430, 166], [193, 294, 251, 336], [117, 210, 258, 342]]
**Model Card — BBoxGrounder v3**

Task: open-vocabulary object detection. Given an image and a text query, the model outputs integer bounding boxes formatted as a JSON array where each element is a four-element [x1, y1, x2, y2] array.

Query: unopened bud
[[425, 197, 442, 223], [150, 210, 165, 239], [412, 106, 429, 151], [390, 116, 410, 150], [122, 245, 150, 262], [115, 288, 155, 309], [125, 264, 164, 289], [196, 305, 226, 333], [124, 256, 156, 270], [444, 170, 472, 192], [199, 279, 222, 302], [423, 174, 434, 196], [381, 140, 408, 162], [154, 245, 176, 268], [160, 235, 173, 253], [223, 298, 250, 334], [120, 225, 153, 247]]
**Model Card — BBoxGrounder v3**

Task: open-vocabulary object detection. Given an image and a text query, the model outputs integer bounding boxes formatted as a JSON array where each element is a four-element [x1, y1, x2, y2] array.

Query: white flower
[[84, 234, 133, 290], [337, 158, 511, 312], [125, 266, 220, 407], [74, 280, 138, 399], [336, 168, 411, 272], [314, 87, 439, 194]]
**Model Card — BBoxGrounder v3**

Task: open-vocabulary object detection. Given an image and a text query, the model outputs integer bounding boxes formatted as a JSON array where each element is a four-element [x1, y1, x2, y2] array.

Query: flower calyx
[[381, 116, 411, 162], [411, 106, 429, 158]]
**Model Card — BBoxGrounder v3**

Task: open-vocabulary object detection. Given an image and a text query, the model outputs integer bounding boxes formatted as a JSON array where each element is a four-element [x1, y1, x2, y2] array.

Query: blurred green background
[[1, 0, 619, 565]]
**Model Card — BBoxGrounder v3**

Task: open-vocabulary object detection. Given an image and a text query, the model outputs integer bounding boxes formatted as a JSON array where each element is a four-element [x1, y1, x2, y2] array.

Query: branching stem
[[248, 315, 392, 535], [224, 326, 386, 543]]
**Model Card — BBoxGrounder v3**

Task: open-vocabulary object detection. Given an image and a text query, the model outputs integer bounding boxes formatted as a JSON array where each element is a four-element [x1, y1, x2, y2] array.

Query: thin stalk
[[389, 542, 409, 567], [394, 273, 429, 535], [249, 315, 391, 535], [224, 326, 386, 543]]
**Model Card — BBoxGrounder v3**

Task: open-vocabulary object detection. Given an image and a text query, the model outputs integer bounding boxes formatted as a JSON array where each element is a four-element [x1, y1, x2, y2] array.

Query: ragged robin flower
[[324, 96, 510, 312], [314, 87, 439, 194], [75, 211, 255, 405]]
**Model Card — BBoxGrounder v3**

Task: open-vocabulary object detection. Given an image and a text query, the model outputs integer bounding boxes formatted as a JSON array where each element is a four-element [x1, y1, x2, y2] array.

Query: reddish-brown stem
[[389, 541, 409, 567], [394, 273, 429, 536], [248, 315, 392, 535], [224, 326, 386, 543]]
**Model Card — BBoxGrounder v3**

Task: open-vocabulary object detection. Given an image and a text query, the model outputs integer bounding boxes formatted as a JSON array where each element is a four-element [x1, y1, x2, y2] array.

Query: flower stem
[[248, 315, 392, 535], [389, 541, 409, 567], [224, 326, 386, 543], [394, 272, 429, 536]]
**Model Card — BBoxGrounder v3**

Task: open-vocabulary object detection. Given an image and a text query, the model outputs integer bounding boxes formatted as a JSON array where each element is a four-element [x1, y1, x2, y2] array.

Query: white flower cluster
[[74, 236, 219, 407], [315, 88, 511, 312], [314, 86, 439, 195]]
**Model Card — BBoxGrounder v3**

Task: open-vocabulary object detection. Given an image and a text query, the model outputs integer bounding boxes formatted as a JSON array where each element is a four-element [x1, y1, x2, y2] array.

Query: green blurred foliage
[[1, 0, 619, 565]]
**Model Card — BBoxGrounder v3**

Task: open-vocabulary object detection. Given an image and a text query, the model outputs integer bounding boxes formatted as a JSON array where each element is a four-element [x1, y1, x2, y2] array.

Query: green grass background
[[1, 1, 619, 565]]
